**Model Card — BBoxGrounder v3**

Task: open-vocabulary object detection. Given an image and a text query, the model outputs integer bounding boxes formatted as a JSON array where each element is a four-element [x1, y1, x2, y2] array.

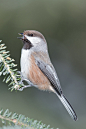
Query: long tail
[[56, 93, 77, 121]]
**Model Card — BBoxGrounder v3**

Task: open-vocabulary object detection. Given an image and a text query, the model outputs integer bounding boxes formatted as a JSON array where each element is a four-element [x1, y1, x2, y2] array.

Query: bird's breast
[[20, 49, 31, 79], [20, 49, 52, 91], [28, 54, 51, 91]]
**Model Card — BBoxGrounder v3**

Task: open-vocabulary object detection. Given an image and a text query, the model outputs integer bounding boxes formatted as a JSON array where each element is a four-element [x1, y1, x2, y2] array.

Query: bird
[[18, 30, 77, 121]]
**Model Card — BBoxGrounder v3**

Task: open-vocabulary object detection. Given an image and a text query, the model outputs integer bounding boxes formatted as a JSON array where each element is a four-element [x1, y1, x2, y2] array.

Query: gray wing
[[36, 59, 62, 96]]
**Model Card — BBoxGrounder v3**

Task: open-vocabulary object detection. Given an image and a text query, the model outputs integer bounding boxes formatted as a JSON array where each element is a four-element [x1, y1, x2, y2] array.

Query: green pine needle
[[0, 40, 23, 91], [0, 109, 54, 129]]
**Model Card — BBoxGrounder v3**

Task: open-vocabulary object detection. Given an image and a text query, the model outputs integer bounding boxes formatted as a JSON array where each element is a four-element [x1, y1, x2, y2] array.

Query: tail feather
[[56, 93, 77, 121]]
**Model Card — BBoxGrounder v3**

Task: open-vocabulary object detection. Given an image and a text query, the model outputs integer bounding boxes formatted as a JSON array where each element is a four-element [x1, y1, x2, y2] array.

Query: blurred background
[[0, 0, 86, 128]]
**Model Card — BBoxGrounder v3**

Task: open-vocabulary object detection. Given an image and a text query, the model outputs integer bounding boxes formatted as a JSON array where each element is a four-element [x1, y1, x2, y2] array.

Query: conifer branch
[[0, 109, 53, 129], [0, 40, 23, 91]]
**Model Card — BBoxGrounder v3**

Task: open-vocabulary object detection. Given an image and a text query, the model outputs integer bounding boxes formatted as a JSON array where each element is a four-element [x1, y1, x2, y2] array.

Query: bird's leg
[[17, 71, 36, 91], [18, 79, 37, 91], [17, 79, 34, 91], [17, 78, 32, 91], [23, 78, 34, 86], [17, 84, 32, 91], [18, 78, 37, 91]]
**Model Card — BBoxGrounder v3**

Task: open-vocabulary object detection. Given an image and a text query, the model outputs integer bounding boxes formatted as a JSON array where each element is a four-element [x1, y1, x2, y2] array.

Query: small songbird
[[18, 30, 77, 121]]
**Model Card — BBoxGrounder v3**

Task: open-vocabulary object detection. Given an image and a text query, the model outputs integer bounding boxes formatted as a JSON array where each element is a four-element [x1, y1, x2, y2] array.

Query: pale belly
[[20, 49, 54, 92], [20, 49, 31, 79]]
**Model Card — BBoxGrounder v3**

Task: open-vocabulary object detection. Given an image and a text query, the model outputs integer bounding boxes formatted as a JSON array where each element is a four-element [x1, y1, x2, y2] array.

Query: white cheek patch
[[25, 35, 42, 45]]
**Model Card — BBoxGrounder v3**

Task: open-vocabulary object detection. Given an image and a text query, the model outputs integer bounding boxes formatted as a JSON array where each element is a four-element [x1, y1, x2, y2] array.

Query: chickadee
[[18, 30, 77, 121]]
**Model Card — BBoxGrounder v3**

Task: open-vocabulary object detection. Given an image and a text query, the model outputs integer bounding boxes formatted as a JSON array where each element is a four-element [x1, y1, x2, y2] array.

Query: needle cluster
[[0, 40, 22, 91], [0, 109, 53, 129]]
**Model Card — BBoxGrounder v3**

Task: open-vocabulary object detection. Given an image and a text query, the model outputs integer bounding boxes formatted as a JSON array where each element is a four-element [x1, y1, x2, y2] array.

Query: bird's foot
[[17, 84, 32, 91], [17, 71, 37, 91]]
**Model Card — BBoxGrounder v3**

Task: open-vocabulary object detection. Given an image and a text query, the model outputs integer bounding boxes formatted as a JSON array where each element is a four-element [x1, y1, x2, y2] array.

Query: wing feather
[[36, 60, 62, 95]]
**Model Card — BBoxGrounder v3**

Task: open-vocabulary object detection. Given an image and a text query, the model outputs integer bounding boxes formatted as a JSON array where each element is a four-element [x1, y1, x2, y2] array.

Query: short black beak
[[17, 33, 23, 39]]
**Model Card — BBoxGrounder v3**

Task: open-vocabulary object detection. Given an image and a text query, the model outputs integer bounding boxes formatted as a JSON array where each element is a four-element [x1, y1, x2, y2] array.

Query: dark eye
[[30, 34, 33, 36], [28, 33, 33, 36]]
